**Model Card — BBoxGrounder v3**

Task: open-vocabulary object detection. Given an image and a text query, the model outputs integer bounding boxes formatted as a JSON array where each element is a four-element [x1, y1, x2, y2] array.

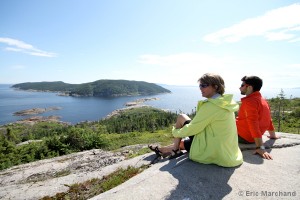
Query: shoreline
[[1, 98, 161, 126], [3, 85, 299, 126], [12, 87, 170, 97]]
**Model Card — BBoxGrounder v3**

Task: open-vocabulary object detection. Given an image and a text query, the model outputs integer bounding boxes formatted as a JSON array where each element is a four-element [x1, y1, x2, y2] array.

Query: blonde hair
[[198, 73, 225, 95]]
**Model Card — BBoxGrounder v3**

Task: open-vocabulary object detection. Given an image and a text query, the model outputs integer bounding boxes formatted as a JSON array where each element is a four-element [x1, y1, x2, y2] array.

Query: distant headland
[[11, 80, 171, 97]]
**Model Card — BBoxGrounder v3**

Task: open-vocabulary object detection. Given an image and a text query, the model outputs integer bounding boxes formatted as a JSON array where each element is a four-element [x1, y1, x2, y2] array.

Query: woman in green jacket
[[149, 73, 243, 167]]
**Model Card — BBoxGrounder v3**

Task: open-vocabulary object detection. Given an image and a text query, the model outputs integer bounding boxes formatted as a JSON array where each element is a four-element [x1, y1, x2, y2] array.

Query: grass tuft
[[40, 165, 149, 200]]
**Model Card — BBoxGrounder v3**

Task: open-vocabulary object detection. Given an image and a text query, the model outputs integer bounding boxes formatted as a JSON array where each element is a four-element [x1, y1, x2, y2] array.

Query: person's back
[[236, 76, 279, 160], [189, 94, 243, 167], [236, 91, 274, 142], [258, 94, 274, 132]]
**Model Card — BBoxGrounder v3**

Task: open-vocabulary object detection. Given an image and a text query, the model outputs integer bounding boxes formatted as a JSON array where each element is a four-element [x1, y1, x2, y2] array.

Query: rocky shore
[[104, 105, 151, 119], [124, 97, 159, 107], [10, 107, 64, 125], [7, 98, 160, 125], [15, 116, 64, 125], [13, 107, 61, 116], [103, 98, 160, 119]]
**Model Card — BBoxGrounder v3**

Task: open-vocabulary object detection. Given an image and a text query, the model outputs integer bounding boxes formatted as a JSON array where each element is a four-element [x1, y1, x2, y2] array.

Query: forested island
[[12, 80, 171, 97]]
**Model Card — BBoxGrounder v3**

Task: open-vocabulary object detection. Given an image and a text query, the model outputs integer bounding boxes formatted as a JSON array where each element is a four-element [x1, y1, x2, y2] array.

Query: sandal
[[148, 145, 170, 158], [168, 149, 183, 160]]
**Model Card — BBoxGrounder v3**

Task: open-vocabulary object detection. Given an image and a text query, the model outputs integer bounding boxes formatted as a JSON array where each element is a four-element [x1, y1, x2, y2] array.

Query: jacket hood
[[207, 94, 239, 112]]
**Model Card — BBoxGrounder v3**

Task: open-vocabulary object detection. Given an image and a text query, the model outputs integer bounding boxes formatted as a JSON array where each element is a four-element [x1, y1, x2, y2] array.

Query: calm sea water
[[0, 84, 299, 125]]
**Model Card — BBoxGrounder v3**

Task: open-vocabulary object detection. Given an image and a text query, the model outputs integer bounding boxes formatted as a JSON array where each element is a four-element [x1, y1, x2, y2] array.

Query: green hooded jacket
[[172, 94, 243, 167]]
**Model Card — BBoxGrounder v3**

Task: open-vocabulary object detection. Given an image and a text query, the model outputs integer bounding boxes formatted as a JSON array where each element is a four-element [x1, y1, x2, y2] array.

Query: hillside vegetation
[[268, 92, 300, 134], [0, 107, 177, 170], [12, 80, 171, 97]]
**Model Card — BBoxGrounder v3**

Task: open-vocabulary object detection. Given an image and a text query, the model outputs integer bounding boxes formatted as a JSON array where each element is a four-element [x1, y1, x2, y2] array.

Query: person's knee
[[179, 140, 185, 150], [177, 114, 191, 123], [176, 114, 191, 128]]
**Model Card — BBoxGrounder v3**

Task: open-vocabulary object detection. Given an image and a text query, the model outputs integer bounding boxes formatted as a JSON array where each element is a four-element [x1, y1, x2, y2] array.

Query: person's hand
[[267, 131, 280, 139], [253, 149, 273, 160]]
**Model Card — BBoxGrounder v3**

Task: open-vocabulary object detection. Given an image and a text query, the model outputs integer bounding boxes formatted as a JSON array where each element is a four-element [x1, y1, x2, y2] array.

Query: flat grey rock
[[239, 132, 300, 150], [91, 132, 300, 200]]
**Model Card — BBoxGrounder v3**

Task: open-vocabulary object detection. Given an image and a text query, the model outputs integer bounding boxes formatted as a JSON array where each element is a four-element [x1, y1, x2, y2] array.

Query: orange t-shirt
[[236, 91, 275, 143]]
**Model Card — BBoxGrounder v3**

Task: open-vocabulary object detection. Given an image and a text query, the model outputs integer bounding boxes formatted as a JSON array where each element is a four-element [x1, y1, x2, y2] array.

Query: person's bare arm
[[267, 130, 280, 139], [253, 137, 273, 160]]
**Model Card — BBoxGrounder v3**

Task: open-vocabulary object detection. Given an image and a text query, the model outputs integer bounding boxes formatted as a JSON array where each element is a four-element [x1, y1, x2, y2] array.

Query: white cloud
[[287, 63, 300, 69], [137, 52, 250, 86], [265, 31, 294, 41], [203, 3, 300, 43], [138, 53, 231, 68], [137, 52, 300, 88], [0, 37, 57, 57], [289, 37, 300, 43], [5, 47, 23, 52]]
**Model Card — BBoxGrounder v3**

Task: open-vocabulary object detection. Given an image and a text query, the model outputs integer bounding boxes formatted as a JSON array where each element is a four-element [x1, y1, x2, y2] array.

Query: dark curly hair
[[241, 76, 263, 92]]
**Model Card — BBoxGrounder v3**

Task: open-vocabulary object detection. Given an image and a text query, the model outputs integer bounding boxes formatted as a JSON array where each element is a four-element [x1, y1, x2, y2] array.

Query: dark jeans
[[182, 120, 194, 151], [238, 135, 254, 144]]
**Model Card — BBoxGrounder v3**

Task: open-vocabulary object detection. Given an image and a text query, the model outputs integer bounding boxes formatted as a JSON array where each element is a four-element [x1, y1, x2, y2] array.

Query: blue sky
[[1, 0, 300, 90]]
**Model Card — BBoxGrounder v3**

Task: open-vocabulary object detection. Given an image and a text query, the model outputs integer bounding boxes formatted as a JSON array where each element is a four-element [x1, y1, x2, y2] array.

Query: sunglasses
[[241, 83, 248, 87], [199, 83, 209, 88]]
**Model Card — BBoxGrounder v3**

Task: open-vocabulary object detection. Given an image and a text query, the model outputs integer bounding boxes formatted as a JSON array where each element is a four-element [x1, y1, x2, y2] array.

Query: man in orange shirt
[[236, 76, 280, 160]]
